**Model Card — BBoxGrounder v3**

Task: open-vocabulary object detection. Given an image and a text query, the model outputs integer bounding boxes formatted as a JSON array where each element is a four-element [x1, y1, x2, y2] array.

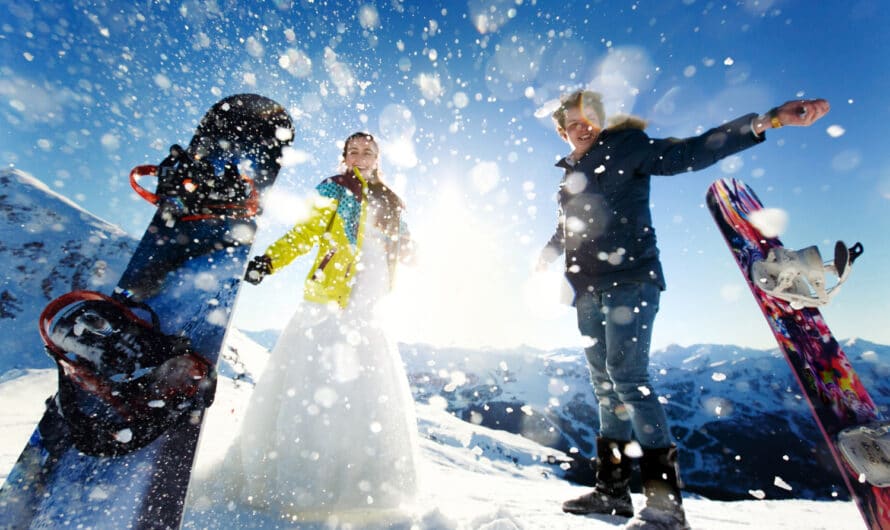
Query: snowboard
[[0, 94, 294, 529], [707, 178, 890, 530]]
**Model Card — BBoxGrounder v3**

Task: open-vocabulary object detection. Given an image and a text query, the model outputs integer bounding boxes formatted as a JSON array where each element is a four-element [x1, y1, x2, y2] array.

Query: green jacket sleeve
[[263, 195, 337, 273]]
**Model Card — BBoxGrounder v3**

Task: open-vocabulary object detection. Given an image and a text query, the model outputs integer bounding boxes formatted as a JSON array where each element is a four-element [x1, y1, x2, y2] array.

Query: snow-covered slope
[[0, 168, 136, 371], [402, 341, 890, 501], [0, 349, 859, 529], [0, 171, 875, 528]]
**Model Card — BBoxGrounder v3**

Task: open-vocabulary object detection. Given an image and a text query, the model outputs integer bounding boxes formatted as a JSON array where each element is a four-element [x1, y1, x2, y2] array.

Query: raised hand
[[773, 98, 830, 127]]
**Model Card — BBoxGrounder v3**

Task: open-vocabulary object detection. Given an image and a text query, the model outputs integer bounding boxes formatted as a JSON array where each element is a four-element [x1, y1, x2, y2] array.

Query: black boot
[[562, 437, 634, 517], [625, 445, 690, 529]]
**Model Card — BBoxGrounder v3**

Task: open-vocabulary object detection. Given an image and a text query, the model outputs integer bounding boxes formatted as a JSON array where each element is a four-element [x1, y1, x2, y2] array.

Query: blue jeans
[[575, 282, 671, 448]]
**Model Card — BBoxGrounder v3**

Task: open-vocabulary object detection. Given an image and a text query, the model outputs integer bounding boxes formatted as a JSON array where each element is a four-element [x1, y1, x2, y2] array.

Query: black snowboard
[[0, 94, 293, 529]]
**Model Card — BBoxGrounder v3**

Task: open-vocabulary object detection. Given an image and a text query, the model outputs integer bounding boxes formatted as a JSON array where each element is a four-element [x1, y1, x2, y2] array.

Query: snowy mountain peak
[[1, 169, 127, 238], [0, 169, 136, 370]]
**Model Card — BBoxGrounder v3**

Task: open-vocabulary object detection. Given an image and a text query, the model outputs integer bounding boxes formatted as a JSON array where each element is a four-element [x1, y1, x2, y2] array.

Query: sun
[[378, 184, 573, 349]]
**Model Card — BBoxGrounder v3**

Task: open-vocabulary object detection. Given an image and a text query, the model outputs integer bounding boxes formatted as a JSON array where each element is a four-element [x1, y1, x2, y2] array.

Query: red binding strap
[[128, 164, 259, 220], [39, 290, 151, 358], [129, 165, 161, 205]]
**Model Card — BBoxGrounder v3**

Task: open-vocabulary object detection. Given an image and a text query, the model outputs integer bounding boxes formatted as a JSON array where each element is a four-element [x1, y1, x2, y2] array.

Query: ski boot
[[39, 290, 216, 455], [750, 240, 863, 309]]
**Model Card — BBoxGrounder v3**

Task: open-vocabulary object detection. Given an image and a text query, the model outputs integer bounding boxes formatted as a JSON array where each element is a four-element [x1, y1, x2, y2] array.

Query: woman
[[232, 132, 418, 521]]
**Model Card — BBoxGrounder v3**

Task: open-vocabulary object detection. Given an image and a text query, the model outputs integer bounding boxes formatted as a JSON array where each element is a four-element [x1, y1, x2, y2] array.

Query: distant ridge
[[2, 168, 889, 501]]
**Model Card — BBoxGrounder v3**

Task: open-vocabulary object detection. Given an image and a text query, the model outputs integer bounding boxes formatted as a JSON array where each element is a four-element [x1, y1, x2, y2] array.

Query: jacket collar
[[351, 166, 369, 186], [331, 168, 368, 199], [555, 128, 613, 169], [554, 117, 649, 168]]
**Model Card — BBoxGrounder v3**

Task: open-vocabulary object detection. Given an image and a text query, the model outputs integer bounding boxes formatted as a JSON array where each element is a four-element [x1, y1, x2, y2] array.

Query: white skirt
[[231, 229, 418, 518]]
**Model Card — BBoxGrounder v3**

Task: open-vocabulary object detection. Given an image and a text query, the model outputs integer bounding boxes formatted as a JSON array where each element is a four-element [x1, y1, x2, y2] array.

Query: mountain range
[[3, 168, 888, 503]]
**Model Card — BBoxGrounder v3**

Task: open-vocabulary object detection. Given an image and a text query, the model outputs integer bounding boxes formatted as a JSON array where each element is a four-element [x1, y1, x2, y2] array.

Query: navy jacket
[[543, 113, 764, 299]]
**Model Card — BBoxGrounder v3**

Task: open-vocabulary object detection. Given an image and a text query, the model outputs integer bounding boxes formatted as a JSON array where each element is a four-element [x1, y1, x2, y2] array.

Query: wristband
[[767, 108, 782, 129]]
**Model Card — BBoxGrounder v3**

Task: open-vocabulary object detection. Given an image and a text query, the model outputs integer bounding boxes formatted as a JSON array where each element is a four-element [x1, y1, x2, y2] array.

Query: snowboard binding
[[39, 290, 217, 456], [750, 241, 863, 309], [838, 421, 890, 487], [130, 143, 260, 222]]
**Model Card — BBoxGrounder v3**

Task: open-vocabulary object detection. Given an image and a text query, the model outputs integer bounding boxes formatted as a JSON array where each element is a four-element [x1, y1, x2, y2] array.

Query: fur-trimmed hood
[[605, 114, 648, 131]]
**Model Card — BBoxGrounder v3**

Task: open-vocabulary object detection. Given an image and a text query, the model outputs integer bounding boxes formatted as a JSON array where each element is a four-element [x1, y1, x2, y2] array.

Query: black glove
[[245, 255, 272, 285]]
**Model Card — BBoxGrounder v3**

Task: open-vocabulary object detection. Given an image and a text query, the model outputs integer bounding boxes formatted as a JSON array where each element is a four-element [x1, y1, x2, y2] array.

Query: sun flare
[[379, 185, 572, 348]]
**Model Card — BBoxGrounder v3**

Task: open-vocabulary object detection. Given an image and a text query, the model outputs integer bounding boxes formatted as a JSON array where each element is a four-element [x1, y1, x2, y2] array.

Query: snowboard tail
[[0, 94, 294, 529], [707, 178, 890, 529], [39, 289, 217, 457]]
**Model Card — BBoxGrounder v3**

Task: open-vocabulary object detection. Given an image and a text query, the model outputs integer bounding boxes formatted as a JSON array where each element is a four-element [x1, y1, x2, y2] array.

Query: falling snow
[[0, 1, 887, 526]]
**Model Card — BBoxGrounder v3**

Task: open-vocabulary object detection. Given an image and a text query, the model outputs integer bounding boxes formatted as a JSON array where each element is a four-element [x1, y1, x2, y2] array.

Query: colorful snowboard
[[0, 94, 293, 529], [707, 178, 890, 529]]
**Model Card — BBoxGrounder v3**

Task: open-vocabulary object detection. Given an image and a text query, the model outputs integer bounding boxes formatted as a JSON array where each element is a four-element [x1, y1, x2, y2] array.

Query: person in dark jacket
[[538, 90, 829, 529]]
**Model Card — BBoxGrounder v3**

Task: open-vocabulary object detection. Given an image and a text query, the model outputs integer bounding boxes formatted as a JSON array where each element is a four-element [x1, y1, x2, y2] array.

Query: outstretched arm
[[263, 197, 337, 271], [634, 97, 830, 177], [244, 194, 337, 285], [750, 98, 830, 135]]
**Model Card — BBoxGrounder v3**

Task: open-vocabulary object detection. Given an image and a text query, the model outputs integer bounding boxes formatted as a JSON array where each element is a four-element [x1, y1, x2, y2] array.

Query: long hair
[[341, 132, 406, 237]]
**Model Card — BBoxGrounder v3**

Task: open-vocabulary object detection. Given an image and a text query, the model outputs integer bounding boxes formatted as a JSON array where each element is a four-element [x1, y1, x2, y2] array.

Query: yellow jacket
[[262, 169, 409, 308]]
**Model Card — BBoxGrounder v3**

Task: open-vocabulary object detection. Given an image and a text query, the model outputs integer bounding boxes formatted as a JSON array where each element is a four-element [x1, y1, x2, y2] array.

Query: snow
[[748, 208, 789, 239], [0, 331, 861, 529], [0, 0, 886, 525]]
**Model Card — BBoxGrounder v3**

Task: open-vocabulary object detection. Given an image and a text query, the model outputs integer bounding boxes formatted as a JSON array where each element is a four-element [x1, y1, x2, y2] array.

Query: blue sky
[[1, 0, 888, 350]]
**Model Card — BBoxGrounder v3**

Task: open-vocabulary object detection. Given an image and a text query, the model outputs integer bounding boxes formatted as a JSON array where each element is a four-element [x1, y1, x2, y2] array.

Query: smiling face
[[559, 105, 602, 160], [344, 134, 379, 179]]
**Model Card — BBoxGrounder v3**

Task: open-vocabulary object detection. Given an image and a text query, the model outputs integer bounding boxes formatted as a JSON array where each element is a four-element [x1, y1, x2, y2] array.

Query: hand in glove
[[245, 255, 272, 285]]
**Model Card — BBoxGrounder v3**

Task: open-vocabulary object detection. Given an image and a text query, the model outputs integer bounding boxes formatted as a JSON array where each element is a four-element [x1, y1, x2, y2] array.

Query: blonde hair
[[552, 90, 648, 131], [551, 90, 606, 130]]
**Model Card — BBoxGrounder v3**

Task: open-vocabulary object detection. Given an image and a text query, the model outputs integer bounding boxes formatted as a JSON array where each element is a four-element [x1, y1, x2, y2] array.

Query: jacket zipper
[[312, 248, 337, 280]]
